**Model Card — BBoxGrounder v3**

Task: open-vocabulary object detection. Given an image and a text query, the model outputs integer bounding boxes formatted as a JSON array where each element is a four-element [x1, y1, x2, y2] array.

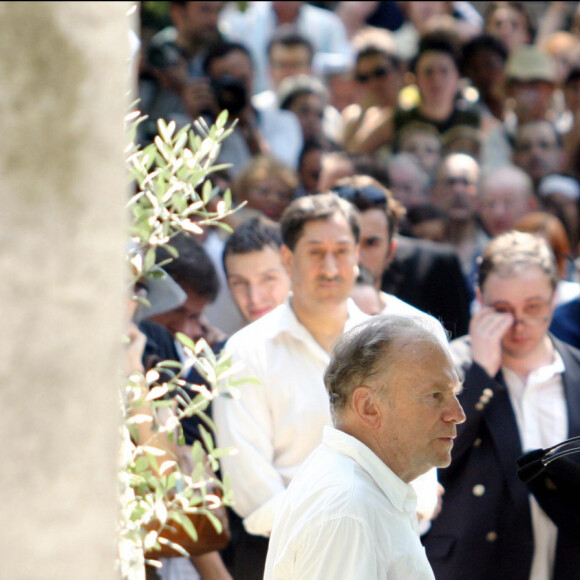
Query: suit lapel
[[485, 371, 531, 511]]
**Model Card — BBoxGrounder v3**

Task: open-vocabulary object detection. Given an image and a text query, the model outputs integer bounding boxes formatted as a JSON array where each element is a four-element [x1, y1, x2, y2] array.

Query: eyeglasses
[[333, 184, 387, 211], [439, 176, 477, 188], [355, 66, 391, 83], [486, 298, 553, 327]]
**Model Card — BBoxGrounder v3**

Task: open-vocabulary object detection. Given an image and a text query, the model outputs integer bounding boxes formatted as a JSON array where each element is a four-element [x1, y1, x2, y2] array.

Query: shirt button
[[483, 388, 494, 398], [473, 484, 486, 497], [475, 402, 484, 411], [473, 438, 482, 447], [486, 531, 498, 542]]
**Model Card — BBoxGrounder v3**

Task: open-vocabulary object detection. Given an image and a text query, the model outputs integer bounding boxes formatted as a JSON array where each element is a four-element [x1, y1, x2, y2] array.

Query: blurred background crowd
[[131, 3, 580, 579], [135, 0, 580, 341]]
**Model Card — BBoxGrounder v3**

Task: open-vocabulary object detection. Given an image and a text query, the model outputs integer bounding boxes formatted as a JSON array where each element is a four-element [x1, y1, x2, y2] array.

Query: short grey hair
[[324, 315, 442, 423]]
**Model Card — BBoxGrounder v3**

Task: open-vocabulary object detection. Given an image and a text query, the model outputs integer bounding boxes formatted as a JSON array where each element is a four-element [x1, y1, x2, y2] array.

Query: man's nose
[[247, 282, 264, 305], [492, 201, 507, 216], [446, 396, 466, 425], [321, 252, 339, 276]]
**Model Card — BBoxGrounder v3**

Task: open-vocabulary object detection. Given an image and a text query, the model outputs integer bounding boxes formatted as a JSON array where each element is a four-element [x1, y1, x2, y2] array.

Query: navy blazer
[[422, 335, 580, 580], [381, 236, 471, 339]]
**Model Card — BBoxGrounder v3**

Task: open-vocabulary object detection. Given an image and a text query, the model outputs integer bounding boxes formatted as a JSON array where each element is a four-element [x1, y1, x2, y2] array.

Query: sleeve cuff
[[243, 491, 286, 537]]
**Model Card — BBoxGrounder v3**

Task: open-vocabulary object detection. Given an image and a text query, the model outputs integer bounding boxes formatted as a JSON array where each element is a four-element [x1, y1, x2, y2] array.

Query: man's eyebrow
[[304, 239, 353, 245]]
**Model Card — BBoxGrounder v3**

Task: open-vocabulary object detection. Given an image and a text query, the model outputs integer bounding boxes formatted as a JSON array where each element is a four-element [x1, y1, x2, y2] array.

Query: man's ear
[[351, 385, 381, 429], [385, 237, 398, 268], [280, 244, 293, 276]]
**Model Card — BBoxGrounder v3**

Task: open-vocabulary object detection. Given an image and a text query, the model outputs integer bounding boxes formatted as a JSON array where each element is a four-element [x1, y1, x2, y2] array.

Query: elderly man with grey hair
[[264, 315, 466, 580]]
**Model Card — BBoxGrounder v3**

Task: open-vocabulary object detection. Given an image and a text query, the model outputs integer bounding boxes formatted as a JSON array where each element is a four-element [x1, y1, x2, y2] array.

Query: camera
[[210, 74, 249, 118]]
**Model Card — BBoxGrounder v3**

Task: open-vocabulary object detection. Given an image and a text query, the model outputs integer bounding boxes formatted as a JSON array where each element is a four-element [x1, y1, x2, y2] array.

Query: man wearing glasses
[[423, 231, 580, 580]]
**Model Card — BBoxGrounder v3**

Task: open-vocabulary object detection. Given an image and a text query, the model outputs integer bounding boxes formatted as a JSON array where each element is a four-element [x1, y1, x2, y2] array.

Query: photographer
[[202, 41, 303, 177], [138, 1, 226, 145]]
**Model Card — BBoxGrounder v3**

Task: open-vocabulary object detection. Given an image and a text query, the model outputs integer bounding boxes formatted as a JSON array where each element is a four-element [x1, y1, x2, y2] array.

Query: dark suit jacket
[[422, 335, 580, 580], [550, 297, 580, 349], [381, 236, 471, 339]]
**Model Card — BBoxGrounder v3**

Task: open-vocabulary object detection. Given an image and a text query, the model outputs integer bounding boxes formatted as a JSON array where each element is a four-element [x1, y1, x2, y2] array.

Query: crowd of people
[[130, 2, 580, 580]]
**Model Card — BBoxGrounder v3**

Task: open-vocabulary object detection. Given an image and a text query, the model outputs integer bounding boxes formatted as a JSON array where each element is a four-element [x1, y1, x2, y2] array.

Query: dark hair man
[[222, 216, 291, 324]]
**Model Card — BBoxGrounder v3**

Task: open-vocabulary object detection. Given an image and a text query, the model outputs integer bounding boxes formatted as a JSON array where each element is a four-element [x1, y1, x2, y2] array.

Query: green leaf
[[199, 424, 215, 453], [205, 511, 224, 534], [201, 179, 213, 204], [175, 332, 197, 352], [179, 512, 199, 543], [215, 109, 229, 129]]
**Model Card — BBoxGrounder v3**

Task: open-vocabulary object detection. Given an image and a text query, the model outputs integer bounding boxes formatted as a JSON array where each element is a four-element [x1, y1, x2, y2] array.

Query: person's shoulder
[[301, 2, 343, 23], [553, 333, 580, 364], [554, 296, 580, 315], [286, 445, 366, 514], [382, 294, 449, 341], [395, 236, 460, 261], [226, 303, 288, 349]]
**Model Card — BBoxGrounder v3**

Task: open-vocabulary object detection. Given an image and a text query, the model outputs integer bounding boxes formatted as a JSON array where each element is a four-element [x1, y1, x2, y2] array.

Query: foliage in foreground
[[119, 111, 243, 578]]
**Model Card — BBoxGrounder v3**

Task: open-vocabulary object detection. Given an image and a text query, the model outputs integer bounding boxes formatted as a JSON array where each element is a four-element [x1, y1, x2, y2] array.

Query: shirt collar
[[322, 425, 417, 515], [265, 297, 368, 341]]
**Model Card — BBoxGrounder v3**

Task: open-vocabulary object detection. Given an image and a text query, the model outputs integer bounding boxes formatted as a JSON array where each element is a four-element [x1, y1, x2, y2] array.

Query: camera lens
[[211, 74, 248, 117]]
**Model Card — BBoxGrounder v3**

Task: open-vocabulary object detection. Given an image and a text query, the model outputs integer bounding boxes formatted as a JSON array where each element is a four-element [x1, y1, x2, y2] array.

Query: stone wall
[[0, 3, 133, 578]]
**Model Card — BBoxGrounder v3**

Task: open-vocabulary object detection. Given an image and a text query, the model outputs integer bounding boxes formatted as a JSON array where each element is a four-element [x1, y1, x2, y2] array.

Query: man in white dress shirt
[[213, 192, 367, 579], [264, 314, 466, 580]]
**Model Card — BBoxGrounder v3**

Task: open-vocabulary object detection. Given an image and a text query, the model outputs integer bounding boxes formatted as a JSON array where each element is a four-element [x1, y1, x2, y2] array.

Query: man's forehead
[[516, 123, 556, 143], [226, 246, 282, 268], [482, 267, 553, 291], [271, 44, 311, 60]]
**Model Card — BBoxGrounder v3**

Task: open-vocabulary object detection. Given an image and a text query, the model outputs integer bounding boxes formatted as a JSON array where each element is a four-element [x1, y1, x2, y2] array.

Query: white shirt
[[502, 353, 567, 580], [264, 426, 436, 580], [213, 298, 368, 535], [220, 1, 352, 95], [216, 106, 303, 176]]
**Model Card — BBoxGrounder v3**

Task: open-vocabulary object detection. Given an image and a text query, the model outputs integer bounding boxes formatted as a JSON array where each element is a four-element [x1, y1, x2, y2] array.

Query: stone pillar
[[0, 3, 133, 578]]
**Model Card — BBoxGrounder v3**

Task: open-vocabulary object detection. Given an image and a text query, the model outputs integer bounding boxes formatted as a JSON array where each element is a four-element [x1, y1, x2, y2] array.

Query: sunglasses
[[355, 66, 391, 83], [333, 184, 387, 211]]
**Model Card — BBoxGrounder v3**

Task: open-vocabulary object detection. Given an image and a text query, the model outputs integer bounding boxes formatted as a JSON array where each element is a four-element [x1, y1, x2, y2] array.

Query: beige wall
[[0, 2, 133, 578]]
